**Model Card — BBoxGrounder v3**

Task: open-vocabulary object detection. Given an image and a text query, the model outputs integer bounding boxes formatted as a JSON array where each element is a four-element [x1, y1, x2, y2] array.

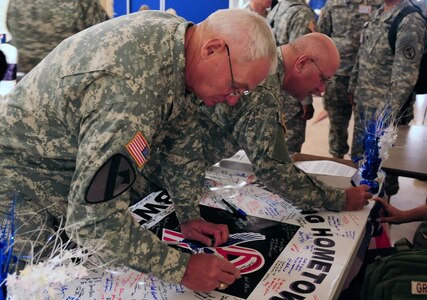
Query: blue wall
[[114, 0, 229, 23]]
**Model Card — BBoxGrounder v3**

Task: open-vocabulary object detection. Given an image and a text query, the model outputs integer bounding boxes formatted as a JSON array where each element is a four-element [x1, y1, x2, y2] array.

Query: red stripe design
[[125, 132, 150, 170]]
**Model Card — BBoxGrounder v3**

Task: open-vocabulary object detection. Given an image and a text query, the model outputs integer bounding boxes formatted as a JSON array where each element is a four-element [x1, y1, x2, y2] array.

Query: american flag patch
[[125, 132, 150, 170]]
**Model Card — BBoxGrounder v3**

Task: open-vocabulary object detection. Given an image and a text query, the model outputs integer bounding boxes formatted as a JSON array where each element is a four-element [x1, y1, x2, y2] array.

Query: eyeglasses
[[225, 44, 251, 97], [310, 58, 331, 84]]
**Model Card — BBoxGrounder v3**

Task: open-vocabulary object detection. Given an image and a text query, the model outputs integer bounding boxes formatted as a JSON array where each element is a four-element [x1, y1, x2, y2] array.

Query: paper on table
[[218, 150, 253, 172], [294, 160, 357, 177]]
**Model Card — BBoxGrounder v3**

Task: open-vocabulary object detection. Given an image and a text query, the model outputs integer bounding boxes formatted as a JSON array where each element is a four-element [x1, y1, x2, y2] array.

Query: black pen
[[221, 199, 247, 220]]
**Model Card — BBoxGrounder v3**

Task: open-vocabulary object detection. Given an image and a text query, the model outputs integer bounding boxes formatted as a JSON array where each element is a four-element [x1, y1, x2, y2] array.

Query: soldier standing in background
[[318, 0, 382, 158], [349, 0, 426, 196], [6, 0, 110, 74], [266, 0, 318, 154]]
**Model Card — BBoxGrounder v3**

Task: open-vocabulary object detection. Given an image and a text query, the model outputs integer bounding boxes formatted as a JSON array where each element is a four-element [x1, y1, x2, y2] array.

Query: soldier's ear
[[295, 55, 311, 73], [201, 38, 226, 58]]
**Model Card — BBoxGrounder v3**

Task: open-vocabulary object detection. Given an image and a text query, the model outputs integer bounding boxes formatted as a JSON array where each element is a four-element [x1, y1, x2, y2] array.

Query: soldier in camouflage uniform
[[318, 0, 382, 158], [266, 0, 318, 154], [6, 0, 110, 74], [349, 0, 426, 195], [0, 10, 277, 292], [146, 33, 372, 214]]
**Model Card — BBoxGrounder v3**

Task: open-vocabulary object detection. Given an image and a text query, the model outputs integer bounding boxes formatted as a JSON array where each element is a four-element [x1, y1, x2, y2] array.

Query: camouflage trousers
[[323, 75, 353, 158], [282, 95, 307, 154]]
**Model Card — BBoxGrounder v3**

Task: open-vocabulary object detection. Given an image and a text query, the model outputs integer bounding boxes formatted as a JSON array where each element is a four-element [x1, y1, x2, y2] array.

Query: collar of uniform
[[169, 21, 195, 121], [379, 0, 409, 22], [280, 0, 304, 10], [260, 49, 283, 102], [276, 47, 285, 92]]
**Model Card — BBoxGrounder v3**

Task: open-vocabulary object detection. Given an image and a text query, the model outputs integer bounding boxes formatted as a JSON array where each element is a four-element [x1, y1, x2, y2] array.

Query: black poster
[[149, 205, 300, 299]]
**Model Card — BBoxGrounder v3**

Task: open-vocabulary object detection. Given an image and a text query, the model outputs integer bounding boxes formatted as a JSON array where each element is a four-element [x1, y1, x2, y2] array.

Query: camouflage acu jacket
[[266, 0, 317, 45], [349, 0, 427, 113], [0, 11, 206, 284], [318, 0, 382, 76]]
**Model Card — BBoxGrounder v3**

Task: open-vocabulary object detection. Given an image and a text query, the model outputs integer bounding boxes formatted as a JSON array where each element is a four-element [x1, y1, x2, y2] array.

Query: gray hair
[[203, 9, 277, 73]]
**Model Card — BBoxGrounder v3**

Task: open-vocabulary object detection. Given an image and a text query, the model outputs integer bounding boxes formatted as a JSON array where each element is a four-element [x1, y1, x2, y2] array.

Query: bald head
[[280, 33, 340, 99], [292, 32, 340, 75]]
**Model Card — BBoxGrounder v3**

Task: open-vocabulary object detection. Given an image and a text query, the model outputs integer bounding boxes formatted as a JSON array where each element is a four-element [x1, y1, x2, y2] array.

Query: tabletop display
[[7, 167, 373, 300]]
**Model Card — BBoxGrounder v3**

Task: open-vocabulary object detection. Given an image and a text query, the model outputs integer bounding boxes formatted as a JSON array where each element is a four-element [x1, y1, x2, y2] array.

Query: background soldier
[[6, 0, 110, 74], [349, 0, 426, 196], [318, 0, 382, 158]]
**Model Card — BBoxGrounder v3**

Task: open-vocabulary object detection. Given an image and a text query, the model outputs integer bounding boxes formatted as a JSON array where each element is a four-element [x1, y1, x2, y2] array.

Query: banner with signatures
[[23, 168, 373, 300]]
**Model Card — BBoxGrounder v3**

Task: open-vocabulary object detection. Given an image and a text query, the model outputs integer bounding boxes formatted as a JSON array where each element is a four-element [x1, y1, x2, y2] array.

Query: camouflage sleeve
[[76, 0, 110, 31], [159, 114, 205, 224], [317, 0, 332, 35], [232, 90, 346, 211], [65, 76, 190, 283], [387, 14, 426, 112], [288, 10, 317, 42], [348, 48, 360, 94]]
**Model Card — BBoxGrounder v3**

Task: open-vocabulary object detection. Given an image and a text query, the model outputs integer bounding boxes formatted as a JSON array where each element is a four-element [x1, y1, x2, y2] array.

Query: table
[[13, 165, 373, 300], [381, 125, 427, 180]]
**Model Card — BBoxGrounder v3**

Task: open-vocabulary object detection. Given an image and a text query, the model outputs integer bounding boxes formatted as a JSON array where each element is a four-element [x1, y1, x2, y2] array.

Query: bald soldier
[[0, 9, 277, 292], [145, 33, 372, 224], [198, 33, 372, 212], [266, 0, 318, 154]]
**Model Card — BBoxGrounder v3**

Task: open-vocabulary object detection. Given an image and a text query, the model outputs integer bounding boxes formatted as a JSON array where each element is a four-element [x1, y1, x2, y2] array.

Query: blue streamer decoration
[[360, 121, 381, 193], [357, 108, 394, 194], [0, 194, 16, 300]]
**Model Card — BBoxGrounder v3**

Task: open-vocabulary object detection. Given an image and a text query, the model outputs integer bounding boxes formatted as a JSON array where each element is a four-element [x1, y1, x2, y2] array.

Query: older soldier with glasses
[[266, 0, 319, 155], [0, 9, 277, 292], [194, 33, 372, 212]]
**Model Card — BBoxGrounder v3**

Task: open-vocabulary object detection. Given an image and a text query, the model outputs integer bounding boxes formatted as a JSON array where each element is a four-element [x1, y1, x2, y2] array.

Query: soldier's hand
[[181, 253, 240, 292], [343, 185, 372, 211], [180, 218, 229, 247], [373, 197, 406, 224]]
